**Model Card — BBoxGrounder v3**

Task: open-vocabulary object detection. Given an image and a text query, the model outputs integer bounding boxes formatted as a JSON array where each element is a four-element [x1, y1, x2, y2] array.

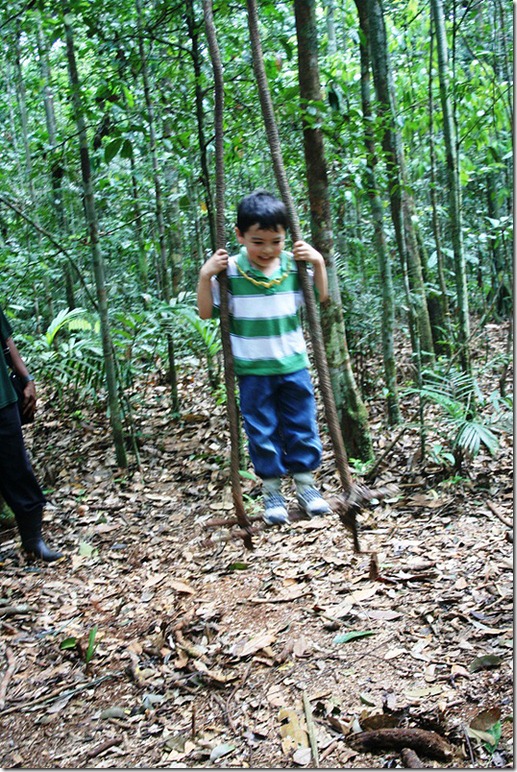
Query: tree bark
[[431, 0, 471, 373], [136, 0, 179, 411], [366, 0, 435, 365], [202, 0, 253, 549], [62, 2, 127, 468], [36, 13, 76, 311], [353, 0, 400, 425], [295, 0, 373, 459]]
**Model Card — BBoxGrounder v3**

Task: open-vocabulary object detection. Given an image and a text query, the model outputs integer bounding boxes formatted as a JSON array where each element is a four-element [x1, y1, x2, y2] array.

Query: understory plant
[[409, 365, 511, 473]]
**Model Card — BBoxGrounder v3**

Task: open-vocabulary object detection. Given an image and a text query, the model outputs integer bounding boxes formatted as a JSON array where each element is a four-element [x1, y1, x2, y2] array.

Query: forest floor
[[0, 321, 513, 770]]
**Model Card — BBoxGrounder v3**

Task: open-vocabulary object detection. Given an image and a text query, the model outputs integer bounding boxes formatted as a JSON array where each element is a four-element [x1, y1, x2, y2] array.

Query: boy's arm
[[197, 249, 229, 319], [292, 241, 329, 302]]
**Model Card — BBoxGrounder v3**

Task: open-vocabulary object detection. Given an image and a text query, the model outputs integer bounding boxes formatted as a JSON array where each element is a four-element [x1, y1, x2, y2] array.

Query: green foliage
[[59, 624, 99, 666], [408, 366, 510, 470]]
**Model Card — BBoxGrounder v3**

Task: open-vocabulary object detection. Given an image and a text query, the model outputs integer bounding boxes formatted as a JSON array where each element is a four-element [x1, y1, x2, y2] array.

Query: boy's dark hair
[[236, 189, 289, 234]]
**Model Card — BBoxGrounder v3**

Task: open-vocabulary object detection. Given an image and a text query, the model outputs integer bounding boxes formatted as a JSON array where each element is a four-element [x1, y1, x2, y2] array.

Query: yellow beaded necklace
[[235, 252, 291, 289]]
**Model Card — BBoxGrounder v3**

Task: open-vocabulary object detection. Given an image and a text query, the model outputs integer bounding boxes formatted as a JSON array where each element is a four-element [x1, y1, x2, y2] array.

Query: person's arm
[[6, 336, 36, 419], [292, 240, 329, 302], [197, 248, 229, 319]]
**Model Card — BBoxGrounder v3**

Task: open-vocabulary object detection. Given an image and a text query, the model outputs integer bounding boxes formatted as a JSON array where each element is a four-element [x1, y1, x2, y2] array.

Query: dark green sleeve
[[0, 308, 17, 409], [0, 308, 13, 343]]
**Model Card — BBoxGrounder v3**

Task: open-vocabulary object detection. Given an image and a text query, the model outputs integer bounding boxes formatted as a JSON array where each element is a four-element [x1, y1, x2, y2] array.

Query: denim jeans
[[238, 369, 322, 479]]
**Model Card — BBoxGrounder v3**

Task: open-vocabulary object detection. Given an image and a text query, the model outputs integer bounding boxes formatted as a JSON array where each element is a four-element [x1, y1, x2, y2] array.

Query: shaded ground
[[0, 322, 513, 769]]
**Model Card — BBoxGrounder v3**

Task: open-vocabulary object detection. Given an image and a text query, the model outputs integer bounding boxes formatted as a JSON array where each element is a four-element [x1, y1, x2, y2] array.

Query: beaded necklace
[[235, 254, 291, 289]]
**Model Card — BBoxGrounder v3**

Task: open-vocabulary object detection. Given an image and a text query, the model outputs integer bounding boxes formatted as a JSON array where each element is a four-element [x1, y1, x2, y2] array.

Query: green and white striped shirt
[[212, 247, 311, 376]]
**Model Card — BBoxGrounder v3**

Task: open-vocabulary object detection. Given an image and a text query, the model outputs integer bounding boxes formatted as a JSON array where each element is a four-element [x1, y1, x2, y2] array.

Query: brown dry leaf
[[250, 584, 310, 603], [169, 579, 196, 594], [405, 494, 448, 508], [231, 630, 277, 658], [278, 707, 309, 754], [267, 684, 290, 707]]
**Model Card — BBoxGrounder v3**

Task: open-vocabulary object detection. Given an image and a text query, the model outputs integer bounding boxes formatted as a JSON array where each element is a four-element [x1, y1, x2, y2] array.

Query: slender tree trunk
[[366, 0, 435, 364], [136, 0, 179, 412], [36, 14, 76, 311], [323, 0, 337, 55], [202, 0, 253, 549], [62, 3, 127, 468], [427, 22, 451, 353], [353, 0, 400, 425], [431, 0, 471, 373], [13, 24, 35, 204], [186, 0, 216, 251], [295, 0, 373, 460]]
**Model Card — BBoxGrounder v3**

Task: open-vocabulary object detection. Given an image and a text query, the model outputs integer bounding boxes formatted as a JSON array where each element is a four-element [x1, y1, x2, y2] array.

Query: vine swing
[[202, 0, 384, 552]]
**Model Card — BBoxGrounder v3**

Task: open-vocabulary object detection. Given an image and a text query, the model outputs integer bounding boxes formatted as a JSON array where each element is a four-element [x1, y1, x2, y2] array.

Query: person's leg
[[278, 370, 331, 516], [0, 403, 62, 561], [239, 375, 289, 524]]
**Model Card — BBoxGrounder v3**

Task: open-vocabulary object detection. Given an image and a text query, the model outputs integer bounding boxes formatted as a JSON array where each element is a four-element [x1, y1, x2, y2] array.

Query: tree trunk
[[62, 2, 127, 468], [13, 23, 36, 204], [427, 24, 451, 353], [366, 0, 435, 365], [353, 0, 400, 425], [186, 0, 216, 251], [295, 0, 373, 460], [36, 14, 76, 311], [136, 0, 179, 412], [431, 0, 471, 373], [202, 0, 253, 549]]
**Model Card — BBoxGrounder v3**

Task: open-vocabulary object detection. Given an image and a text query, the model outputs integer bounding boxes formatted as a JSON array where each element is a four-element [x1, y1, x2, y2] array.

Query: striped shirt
[[211, 247, 311, 376]]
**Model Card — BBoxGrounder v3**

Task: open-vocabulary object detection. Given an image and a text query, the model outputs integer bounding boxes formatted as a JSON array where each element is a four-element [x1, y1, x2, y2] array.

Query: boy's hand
[[200, 249, 229, 278], [292, 240, 324, 266]]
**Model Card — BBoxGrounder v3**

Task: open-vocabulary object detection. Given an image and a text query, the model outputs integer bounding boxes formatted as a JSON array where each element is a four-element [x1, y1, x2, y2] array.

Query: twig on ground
[[0, 647, 17, 710], [85, 736, 123, 759], [486, 500, 513, 528], [303, 690, 319, 768]]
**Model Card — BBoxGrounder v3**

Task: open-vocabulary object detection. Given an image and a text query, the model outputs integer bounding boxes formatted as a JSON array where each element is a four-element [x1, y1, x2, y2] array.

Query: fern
[[406, 366, 507, 470]]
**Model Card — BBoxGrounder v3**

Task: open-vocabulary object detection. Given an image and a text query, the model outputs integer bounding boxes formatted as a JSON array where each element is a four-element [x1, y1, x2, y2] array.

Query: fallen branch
[[348, 728, 453, 761], [0, 670, 124, 717]]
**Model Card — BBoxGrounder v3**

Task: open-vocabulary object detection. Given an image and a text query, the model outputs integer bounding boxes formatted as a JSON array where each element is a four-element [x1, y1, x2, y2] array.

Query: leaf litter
[[0, 322, 513, 768]]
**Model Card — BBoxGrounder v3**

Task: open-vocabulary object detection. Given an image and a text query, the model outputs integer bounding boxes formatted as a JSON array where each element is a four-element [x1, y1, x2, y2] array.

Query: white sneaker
[[263, 492, 289, 525], [297, 487, 332, 517]]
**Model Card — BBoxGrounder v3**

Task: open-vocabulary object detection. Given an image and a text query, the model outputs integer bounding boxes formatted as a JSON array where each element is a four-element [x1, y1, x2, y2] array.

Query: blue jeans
[[238, 369, 322, 479]]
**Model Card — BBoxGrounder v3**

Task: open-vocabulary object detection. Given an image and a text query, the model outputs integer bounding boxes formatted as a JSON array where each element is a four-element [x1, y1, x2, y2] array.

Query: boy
[[197, 189, 332, 525]]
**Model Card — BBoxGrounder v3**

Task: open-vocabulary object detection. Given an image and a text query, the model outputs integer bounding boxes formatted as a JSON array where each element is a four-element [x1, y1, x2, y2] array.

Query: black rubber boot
[[17, 510, 63, 563], [22, 537, 63, 562]]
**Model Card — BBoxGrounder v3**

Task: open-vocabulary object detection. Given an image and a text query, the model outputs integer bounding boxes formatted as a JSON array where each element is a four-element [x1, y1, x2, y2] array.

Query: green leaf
[[239, 470, 258, 481], [85, 624, 98, 664], [333, 630, 375, 644], [226, 562, 249, 571], [120, 139, 133, 160], [104, 138, 123, 163], [469, 654, 502, 673], [78, 542, 96, 557], [59, 637, 78, 650]]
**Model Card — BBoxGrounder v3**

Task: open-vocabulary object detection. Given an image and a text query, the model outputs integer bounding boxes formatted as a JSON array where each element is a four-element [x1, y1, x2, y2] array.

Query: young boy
[[197, 189, 332, 525]]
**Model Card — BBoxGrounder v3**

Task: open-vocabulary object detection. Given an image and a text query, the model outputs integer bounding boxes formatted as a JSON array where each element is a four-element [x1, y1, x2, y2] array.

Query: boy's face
[[236, 224, 286, 271]]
